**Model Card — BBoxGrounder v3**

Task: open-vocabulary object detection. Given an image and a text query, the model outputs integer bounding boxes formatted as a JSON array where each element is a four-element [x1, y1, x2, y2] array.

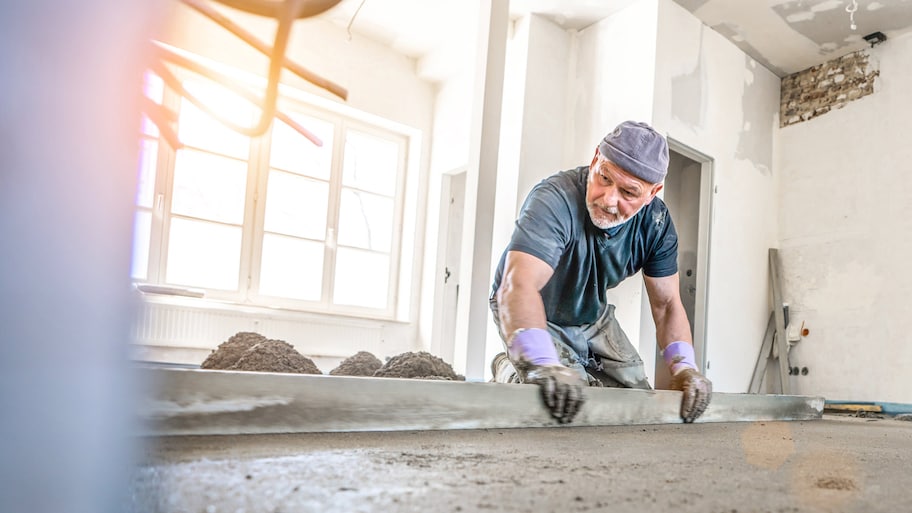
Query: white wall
[[652, 0, 781, 392], [777, 32, 912, 404], [565, 0, 661, 358], [477, 14, 575, 377], [141, 2, 436, 365], [418, 4, 481, 366], [483, 15, 531, 375], [513, 15, 573, 206], [419, 56, 476, 360]]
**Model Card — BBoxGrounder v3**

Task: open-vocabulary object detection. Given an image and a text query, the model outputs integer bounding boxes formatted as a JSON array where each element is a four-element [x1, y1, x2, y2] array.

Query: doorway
[[650, 141, 714, 389], [431, 170, 466, 364]]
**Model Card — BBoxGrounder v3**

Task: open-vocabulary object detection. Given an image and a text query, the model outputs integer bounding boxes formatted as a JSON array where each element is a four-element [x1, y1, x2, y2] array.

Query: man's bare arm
[[495, 250, 554, 338], [643, 273, 693, 351], [644, 272, 712, 423], [495, 250, 584, 423]]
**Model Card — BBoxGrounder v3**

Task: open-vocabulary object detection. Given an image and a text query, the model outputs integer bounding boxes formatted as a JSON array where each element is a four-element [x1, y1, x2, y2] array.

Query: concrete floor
[[131, 415, 911, 513]]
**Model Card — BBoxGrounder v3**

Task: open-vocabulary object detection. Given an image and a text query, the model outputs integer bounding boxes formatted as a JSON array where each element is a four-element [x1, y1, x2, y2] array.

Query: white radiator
[[131, 297, 416, 371]]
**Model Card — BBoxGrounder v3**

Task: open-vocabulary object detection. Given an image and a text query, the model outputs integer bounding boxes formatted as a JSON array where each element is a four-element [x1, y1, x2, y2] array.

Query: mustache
[[589, 202, 619, 215]]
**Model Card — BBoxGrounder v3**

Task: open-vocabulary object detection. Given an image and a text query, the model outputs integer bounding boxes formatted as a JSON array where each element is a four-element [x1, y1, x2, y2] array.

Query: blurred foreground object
[[0, 2, 159, 512]]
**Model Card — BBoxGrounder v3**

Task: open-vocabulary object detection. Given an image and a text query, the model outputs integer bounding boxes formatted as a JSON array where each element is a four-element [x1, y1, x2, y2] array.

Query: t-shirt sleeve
[[642, 205, 679, 278], [506, 182, 572, 269]]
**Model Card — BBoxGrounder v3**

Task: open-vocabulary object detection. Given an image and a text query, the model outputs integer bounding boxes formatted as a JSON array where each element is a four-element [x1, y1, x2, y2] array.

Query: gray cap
[[597, 121, 669, 184]]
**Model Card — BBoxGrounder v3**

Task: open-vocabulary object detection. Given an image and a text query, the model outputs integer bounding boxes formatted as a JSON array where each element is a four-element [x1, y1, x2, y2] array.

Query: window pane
[[131, 210, 152, 280], [172, 149, 247, 224], [333, 247, 389, 309], [143, 71, 164, 104], [259, 233, 324, 301], [142, 72, 164, 136], [136, 138, 158, 208], [178, 79, 254, 159], [343, 130, 399, 196], [264, 170, 328, 240], [337, 188, 393, 252], [166, 217, 241, 290], [269, 114, 334, 179], [141, 114, 160, 137]]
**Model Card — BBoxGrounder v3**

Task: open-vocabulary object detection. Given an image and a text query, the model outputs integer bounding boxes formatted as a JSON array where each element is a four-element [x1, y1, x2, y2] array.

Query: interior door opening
[[650, 141, 713, 390]]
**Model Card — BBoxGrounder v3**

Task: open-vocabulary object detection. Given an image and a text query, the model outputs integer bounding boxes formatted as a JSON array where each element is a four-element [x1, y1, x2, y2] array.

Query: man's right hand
[[670, 367, 712, 423], [524, 365, 586, 423]]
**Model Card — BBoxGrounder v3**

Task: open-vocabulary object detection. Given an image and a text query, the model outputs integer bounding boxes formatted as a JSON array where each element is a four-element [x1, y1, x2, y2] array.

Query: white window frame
[[134, 46, 420, 322]]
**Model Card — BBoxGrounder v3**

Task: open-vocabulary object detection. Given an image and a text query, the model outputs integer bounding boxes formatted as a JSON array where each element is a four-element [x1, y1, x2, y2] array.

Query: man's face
[[586, 150, 663, 229]]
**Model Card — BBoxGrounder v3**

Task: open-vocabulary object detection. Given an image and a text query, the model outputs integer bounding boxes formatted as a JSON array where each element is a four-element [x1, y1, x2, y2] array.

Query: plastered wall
[[652, 0, 781, 392], [564, 0, 661, 354], [778, 32, 912, 404], [480, 14, 575, 376]]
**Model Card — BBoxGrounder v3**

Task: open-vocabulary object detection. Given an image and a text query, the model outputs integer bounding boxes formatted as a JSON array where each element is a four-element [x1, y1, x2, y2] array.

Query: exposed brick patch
[[780, 50, 879, 127]]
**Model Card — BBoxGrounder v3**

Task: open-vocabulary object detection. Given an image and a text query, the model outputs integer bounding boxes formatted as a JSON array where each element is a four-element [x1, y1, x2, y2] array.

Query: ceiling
[[319, 0, 912, 78], [672, 0, 912, 76]]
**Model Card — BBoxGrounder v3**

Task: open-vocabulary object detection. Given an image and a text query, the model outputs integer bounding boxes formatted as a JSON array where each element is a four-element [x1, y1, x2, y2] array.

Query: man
[[490, 120, 712, 424]]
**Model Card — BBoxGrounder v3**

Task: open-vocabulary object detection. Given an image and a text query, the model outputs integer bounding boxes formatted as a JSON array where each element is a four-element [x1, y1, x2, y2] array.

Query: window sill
[[134, 286, 409, 326]]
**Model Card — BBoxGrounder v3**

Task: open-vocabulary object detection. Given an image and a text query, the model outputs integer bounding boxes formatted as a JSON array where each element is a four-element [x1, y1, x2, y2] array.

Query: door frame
[[647, 138, 715, 388], [430, 169, 466, 364], [667, 138, 715, 374]]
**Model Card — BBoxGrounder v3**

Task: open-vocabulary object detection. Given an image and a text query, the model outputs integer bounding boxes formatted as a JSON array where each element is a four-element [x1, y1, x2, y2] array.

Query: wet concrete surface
[[131, 415, 911, 513]]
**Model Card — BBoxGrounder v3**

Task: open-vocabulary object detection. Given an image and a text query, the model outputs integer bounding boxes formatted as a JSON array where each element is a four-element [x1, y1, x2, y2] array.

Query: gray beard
[[587, 203, 643, 230]]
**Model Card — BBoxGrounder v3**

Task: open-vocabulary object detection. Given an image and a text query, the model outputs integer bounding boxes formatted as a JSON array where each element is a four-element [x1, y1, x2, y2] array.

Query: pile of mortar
[[201, 331, 464, 380]]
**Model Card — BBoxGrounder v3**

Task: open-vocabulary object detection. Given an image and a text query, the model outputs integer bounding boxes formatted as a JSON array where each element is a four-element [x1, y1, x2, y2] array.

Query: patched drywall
[[670, 26, 707, 132], [770, 0, 912, 56], [780, 50, 880, 127], [777, 31, 912, 404], [671, 0, 912, 77], [738, 58, 774, 174], [652, 0, 782, 393], [564, 0, 659, 166]]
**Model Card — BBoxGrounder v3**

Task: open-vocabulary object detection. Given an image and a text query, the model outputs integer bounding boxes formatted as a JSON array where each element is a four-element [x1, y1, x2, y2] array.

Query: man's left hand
[[670, 368, 712, 423]]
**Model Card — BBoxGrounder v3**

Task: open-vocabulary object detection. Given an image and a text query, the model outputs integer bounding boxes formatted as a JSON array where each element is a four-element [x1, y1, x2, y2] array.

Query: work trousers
[[489, 298, 651, 389]]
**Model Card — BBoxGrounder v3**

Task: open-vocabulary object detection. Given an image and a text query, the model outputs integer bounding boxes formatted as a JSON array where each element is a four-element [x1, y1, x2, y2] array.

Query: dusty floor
[[131, 415, 911, 513]]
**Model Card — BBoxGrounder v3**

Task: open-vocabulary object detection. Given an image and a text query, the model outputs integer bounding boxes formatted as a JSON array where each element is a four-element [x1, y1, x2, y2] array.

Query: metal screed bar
[[137, 367, 824, 436]]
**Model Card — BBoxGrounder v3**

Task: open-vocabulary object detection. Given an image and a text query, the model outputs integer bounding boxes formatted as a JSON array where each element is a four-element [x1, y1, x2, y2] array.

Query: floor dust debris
[[132, 416, 911, 513], [815, 476, 858, 490]]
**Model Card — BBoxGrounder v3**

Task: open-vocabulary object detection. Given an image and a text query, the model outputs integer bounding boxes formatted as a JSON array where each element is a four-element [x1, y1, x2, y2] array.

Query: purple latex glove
[[663, 341, 712, 422], [508, 328, 585, 423]]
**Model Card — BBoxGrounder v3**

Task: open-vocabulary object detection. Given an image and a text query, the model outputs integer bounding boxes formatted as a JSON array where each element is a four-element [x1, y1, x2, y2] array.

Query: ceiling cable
[[347, 0, 367, 41], [846, 0, 858, 30]]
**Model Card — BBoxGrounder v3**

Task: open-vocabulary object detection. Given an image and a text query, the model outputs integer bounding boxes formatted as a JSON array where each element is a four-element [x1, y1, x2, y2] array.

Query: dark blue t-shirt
[[491, 166, 679, 326]]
